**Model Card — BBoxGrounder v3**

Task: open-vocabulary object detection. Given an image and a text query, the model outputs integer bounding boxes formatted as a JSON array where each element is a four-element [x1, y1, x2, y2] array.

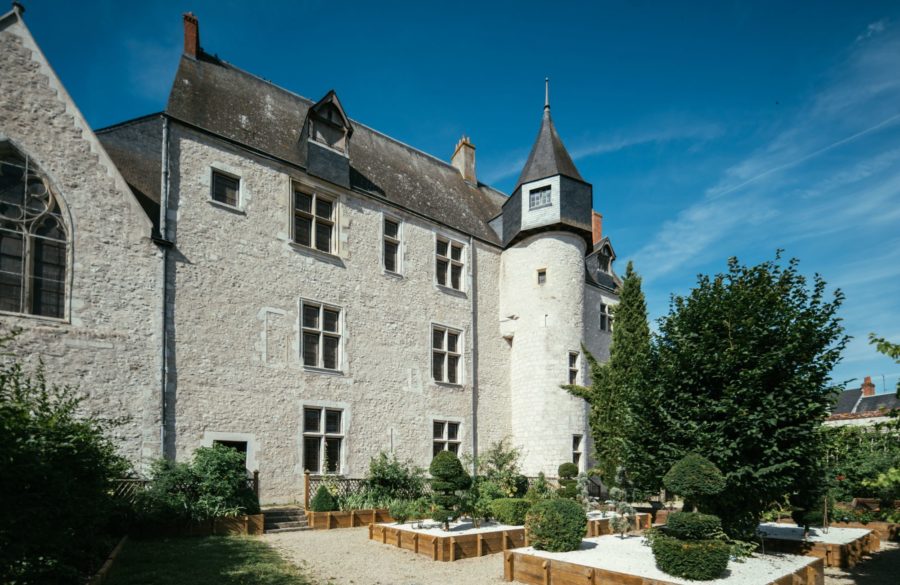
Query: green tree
[[868, 333, 900, 395], [564, 261, 651, 486], [633, 254, 848, 539], [429, 451, 471, 530]]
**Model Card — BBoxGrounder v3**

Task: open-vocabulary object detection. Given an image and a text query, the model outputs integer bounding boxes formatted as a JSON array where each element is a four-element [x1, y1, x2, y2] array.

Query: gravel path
[[266, 528, 900, 585]]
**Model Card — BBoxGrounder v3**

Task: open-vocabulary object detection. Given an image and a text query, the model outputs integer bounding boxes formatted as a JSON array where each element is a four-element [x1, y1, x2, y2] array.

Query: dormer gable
[[303, 90, 353, 188]]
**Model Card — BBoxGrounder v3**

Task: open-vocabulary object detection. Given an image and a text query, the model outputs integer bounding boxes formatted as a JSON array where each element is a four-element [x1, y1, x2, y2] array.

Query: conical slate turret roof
[[515, 103, 583, 190]]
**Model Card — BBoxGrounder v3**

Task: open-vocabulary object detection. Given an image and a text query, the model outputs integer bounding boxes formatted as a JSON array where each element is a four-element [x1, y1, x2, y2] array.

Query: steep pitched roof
[[515, 106, 584, 190], [164, 54, 506, 244], [830, 387, 900, 418]]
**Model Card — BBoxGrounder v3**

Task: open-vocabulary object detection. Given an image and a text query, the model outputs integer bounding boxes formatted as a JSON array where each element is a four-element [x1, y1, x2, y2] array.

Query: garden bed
[[776, 518, 899, 542], [585, 511, 652, 536], [503, 535, 824, 585], [368, 520, 526, 562], [758, 522, 879, 568], [307, 508, 393, 529]]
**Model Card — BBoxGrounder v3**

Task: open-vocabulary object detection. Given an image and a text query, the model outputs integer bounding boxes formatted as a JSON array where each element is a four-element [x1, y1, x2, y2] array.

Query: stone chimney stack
[[592, 211, 603, 245], [451, 136, 476, 184], [183, 12, 200, 58], [861, 375, 876, 397]]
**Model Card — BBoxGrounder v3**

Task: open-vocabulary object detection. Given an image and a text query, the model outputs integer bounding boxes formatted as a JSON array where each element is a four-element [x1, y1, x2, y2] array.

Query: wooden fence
[[112, 471, 259, 504]]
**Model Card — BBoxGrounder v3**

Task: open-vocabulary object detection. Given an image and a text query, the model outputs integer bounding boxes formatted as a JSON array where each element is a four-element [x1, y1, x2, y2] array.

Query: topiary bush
[[663, 454, 725, 512], [430, 451, 472, 530], [558, 462, 579, 499], [651, 534, 730, 580], [388, 499, 411, 524], [665, 512, 723, 541], [525, 498, 587, 552], [310, 485, 338, 512], [491, 498, 532, 525]]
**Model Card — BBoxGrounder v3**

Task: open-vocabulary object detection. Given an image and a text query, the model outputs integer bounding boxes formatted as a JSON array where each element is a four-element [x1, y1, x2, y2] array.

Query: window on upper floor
[[537, 268, 547, 285], [301, 299, 342, 371], [293, 189, 335, 253], [436, 237, 464, 291], [600, 303, 613, 332], [383, 217, 401, 274], [572, 434, 583, 467], [0, 145, 68, 319], [432, 325, 462, 385], [529, 185, 552, 210], [433, 420, 461, 457], [303, 407, 343, 473], [211, 170, 240, 208], [568, 351, 579, 385]]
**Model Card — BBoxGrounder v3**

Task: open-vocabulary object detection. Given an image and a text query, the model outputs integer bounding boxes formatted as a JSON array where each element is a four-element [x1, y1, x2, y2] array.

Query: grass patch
[[105, 536, 314, 585]]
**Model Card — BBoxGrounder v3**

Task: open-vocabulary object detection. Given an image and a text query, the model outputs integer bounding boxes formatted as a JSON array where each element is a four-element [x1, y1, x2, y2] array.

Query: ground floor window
[[433, 420, 461, 458], [303, 407, 343, 473]]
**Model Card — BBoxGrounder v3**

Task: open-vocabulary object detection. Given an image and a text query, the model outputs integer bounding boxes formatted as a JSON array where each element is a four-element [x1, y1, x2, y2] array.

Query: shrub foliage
[[525, 498, 587, 552], [490, 498, 532, 525], [363, 451, 427, 505], [651, 535, 731, 581], [430, 450, 471, 530], [557, 462, 579, 499], [663, 454, 725, 511], [310, 484, 338, 512], [665, 512, 723, 541]]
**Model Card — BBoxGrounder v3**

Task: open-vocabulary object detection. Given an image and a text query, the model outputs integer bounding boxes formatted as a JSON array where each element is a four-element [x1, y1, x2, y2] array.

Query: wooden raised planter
[[777, 518, 899, 542], [503, 550, 824, 585], [586, 512, 652, 537], [173, 514, 264, 536], [368, 523, 526, 562], [307, 509, 393, 529], [762, 530, 879, 568]]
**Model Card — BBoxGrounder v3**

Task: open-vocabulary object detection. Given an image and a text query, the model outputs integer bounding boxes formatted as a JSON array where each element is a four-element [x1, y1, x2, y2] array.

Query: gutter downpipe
[[470, 236, 479, 471], [157, 115, 171, 460]]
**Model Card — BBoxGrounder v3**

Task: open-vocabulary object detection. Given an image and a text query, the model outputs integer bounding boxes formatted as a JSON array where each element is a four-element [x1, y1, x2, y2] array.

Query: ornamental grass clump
[[430, 451, 472, 530], [525, 498, 587, 552]]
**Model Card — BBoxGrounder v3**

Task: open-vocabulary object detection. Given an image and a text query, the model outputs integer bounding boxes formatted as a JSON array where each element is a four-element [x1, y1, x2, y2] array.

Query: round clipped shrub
[[663, 454, 725, 511], [525, 498, 587, 552], [491, 498, 532, 526], [310, 485, 337, 512], [558, 462, 579, 479], [651, 534, 730, 580], [430, 451, 471, 530], [665, 512, 723, 541]]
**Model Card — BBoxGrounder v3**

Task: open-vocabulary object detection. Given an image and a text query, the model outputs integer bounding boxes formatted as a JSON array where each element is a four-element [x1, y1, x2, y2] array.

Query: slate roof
[[830, 387, 900, 418], [160, 53, 507, 244], [515, 106, 584, 191]]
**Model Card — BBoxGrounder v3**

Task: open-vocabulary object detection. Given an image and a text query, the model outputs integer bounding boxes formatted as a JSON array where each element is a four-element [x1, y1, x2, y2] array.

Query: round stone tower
[[498, 81, 596, 476]]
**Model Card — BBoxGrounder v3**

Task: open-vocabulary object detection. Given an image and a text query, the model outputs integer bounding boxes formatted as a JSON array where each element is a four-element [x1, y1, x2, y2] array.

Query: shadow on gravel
[[839, 546, 900, 585]]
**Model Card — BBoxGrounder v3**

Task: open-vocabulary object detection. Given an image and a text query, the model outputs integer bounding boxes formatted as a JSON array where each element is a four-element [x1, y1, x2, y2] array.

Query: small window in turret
[[529, 186, 552, 210], [537, 269, 547, 285], [568, 351, 580, 384]]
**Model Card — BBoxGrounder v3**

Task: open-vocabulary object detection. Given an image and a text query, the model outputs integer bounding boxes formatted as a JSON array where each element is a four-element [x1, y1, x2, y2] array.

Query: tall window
[[600, 303, 613, 332], [0, 146, 67, 319], [433, 420, 461, 457], [432, 325, 461, 384], [294, 189, 334, 253], [435, 237, 464, 290], [211, 170, 240, 207], [383, 218, 400, 273], [568, 351, 579, 384], [301, 300, 342, 370], [572, 435, 583, 467], [303, 407, 343, 473], [529, 185, 551, 209]]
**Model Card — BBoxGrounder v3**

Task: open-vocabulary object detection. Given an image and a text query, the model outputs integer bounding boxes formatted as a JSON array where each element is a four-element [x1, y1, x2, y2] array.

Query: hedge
[[525, 498, 586, 552], [651, 534, 730, 580], [490, 498, 532, 526], [665, 512, 723, 541]]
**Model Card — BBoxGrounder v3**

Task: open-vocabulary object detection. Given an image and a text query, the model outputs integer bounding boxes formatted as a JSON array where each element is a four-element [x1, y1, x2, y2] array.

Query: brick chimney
[[861, 375, 876, 397], [592, 211, 603, 245], [183, 12, 200, 58], [451, 136, 476, 184]]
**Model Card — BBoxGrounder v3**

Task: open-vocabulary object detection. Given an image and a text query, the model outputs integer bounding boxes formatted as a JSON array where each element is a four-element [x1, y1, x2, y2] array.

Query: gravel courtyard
[[266, 528, 899, 585]]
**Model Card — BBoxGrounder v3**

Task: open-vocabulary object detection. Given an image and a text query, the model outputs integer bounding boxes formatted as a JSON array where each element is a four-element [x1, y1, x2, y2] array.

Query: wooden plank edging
[[89, 535, 128, 585]]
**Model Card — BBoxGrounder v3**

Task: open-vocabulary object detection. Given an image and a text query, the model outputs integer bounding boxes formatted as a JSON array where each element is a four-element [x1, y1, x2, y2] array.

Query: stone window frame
[[431, 416, 464, 458], [290, 184, 339, 257], [528, 185, 552, 210], [201, 431, 258, 473], [537, 267, 547, 285], [0, 143, 72, 322], [434, 233, 466, 294], [381, 212, 403, 277], [302, 403, 347, 475], [431, 322, 464, 386], [299, 297, 344, 374], [568, 351, 580, 385], [572, 434, 583, 469], [207, 164, 245, 213]]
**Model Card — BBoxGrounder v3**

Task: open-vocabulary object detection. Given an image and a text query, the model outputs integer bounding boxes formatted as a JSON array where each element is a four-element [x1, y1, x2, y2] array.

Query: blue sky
[[21, 0, 900, 390]]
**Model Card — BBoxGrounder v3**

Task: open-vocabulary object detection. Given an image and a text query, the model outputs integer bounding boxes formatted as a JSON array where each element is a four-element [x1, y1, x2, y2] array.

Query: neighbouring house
[[0, 7, 620, 502], [826, 376, 900, 427]]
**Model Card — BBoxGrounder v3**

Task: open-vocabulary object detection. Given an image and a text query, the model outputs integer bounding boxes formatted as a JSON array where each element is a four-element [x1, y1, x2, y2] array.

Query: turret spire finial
[[544, 77, 550, 111]]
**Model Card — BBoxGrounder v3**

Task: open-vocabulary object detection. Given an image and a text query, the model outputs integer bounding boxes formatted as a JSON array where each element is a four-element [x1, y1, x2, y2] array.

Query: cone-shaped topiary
[[430, 450, 472, 530], [309, 484, 337, 512], [663, 454, 725, 512]]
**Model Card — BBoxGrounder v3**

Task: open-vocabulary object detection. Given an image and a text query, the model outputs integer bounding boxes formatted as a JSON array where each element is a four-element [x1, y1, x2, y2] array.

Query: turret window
[[537, 269, 547, 285], [0, 146, 68, 319], [568, 351, 579, 384], [436, 237, 464, 291], [528, 186, 552, 210]]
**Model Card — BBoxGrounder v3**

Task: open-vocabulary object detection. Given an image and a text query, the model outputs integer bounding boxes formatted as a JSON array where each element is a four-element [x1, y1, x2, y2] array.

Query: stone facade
[[1, 9, 620, 503]]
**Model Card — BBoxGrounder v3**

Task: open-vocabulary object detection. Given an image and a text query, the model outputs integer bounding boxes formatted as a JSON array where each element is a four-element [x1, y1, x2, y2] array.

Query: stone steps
[[263, 507, 308, 534]]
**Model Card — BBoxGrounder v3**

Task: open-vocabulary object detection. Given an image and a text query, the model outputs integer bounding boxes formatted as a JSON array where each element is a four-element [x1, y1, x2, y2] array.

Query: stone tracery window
[[0, 145, 67, 318]]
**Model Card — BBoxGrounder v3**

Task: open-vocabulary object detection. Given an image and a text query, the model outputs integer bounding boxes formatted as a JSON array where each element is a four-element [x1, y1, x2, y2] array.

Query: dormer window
[[311, 115, 347, 152], [307, 91, 353, 155], [598, 251, 610, 273], [529, 186, 552, 210]]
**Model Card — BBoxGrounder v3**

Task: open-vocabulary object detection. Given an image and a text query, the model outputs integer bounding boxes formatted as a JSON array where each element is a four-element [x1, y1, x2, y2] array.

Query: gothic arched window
[[0, 145, 68, 318]]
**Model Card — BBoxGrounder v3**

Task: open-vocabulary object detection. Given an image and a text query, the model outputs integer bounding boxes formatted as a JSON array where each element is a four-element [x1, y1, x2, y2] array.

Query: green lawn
[[105, 536, 315, 585]]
